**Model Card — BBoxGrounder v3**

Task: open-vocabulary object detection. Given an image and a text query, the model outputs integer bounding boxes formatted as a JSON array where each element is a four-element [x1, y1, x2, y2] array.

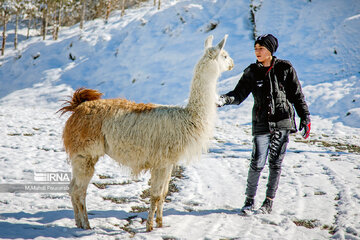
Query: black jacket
[[223, 57, 310, 135]]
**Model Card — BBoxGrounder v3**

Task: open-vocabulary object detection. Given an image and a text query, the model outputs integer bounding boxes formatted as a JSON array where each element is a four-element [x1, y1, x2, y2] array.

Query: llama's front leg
[[146, 165, 173, 231], [155, 198, 165, 228], [156, 165, 173, 228], [146, 196, 159, 232], [147, 167, 166, 231]]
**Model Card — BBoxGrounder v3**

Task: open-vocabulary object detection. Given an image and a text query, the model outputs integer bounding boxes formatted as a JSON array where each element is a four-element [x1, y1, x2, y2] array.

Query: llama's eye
[[224, 55, 227, 59]]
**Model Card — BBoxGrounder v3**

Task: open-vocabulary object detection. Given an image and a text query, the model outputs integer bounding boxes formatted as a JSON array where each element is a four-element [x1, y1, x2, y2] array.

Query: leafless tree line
[[1, 0, 159, 56]]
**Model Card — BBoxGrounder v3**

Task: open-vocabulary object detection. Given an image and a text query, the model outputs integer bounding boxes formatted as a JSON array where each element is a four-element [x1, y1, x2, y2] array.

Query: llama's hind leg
[[156, 165, 173, 228], [69, 179, 81, 228], [146, 165, 173, 231], [69, 155, 98, 229]]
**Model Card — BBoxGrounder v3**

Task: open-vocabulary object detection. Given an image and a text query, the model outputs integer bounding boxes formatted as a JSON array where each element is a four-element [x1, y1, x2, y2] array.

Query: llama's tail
[[58, 88, 103, 115]]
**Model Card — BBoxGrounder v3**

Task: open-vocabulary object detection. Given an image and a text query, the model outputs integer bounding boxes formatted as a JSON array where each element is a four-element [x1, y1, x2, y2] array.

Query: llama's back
[[62, 96, 157, 160], [102, 105, 206, 174]]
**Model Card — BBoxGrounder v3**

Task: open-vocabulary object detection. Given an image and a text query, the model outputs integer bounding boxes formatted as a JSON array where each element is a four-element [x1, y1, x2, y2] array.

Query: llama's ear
[[210, 34, 228, 59], [205, 35, 214, 49], [216, 34, 228, 51]]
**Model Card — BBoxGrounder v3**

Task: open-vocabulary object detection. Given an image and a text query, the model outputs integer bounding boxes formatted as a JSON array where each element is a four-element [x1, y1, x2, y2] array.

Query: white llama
[[59, 35, 233, 232]]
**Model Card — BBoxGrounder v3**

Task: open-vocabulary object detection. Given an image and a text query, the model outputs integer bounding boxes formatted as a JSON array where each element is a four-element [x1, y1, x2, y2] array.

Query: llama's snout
[[228, 61, 234, 70]]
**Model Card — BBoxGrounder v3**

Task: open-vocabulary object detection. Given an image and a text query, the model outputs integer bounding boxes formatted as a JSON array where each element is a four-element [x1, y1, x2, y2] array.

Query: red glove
[[299, 118, 311, 139]]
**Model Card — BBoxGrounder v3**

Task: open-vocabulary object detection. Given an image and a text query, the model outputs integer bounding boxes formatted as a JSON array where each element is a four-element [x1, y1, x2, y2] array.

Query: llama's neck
[[186, 56, 219, 124]]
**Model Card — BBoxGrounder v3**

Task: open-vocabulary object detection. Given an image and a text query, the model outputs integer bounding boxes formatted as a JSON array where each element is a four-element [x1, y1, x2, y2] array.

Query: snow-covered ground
[[0, 0, 360, 239]]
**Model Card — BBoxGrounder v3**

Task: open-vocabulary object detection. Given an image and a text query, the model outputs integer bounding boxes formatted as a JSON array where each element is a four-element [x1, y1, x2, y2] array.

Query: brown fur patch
[[62, 90, 157, 158], [58, 88, 103, 116], [63, 104, 105, 158], [99, 98, 156, 114]]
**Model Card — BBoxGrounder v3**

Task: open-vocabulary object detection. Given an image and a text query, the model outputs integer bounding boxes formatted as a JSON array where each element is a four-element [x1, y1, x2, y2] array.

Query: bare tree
[[25, 3, 35, 39], [53, 0, 63, 40], [121, 0, 126, 17], [40, 0, 49, 40], [154, 0, 160, 10], [79, 0, 86, 29], [14, 8, 19, 49], [27, 13, 31, 38], [14, 0, 24, 50], [1, 11, 8, 55], [105, 0, 111, 22], [1, 2, 13, 56]]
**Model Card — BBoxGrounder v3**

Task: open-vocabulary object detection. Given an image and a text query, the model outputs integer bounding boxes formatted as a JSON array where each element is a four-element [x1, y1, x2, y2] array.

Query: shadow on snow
[[0, 207, 241, 239]]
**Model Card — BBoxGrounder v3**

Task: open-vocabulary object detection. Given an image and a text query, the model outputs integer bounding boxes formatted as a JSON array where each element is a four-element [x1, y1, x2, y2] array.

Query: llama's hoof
[[76, 222, 91, 230], [156, 219, 163, 228], [146, 222, 153, 232], [82, 224, 91, 230]]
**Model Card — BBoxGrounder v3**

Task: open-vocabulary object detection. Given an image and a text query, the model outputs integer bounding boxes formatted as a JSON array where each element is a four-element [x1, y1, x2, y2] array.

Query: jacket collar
[[256, 56, 277, 67]]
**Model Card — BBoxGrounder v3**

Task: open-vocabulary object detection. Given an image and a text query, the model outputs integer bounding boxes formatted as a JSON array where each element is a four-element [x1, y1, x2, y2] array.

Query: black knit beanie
[[255, 34, 278, 55]]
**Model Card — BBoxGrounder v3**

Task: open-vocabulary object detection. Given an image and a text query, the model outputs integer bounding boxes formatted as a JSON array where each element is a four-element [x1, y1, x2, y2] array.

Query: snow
[[1, 0, 360, 239]]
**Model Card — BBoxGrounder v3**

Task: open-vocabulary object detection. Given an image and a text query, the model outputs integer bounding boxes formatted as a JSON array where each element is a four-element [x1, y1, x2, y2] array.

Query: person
[[217, 34, 311, 214]]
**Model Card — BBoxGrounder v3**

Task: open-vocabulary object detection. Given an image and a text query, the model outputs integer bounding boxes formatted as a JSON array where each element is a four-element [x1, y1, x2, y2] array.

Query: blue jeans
[[245, 130, 290, 199]]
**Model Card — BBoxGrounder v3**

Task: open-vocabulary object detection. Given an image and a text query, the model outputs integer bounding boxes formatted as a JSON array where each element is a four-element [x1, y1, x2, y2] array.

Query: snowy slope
[[1, 0, 360, 239], [0, 0, 252, 105]]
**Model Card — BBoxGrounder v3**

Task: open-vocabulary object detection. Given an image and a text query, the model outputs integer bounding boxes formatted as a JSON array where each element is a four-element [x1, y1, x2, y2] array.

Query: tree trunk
[[2, 11, 8, 56], [53, 1, 62, 40], [42, 6, 48, 40], [33, 13, 38, 34], [52, 16, 56, 39], [27, 11, 32, 39], [55, 1, 62, 40], [80, 0, 86, 29], [105, 0, 112, 22], [121, 0, 126, 17], [154, 0, 160, 9], [14, 10, 19, 50], [95, 1, 104, 19], [52, 9, 57, 40]]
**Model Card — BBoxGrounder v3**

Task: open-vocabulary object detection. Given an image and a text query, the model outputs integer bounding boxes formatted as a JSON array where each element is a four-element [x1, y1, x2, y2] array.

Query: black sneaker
[[240, 197, 254, 214], [259, 198, 273, 214]]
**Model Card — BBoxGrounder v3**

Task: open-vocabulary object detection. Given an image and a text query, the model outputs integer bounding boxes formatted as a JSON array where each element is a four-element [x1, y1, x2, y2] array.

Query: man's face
[[254, 43, 272, 63]]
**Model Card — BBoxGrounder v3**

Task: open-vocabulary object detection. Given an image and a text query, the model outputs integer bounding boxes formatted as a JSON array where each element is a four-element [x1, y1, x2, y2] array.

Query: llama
[[59, 35, 233, 232]]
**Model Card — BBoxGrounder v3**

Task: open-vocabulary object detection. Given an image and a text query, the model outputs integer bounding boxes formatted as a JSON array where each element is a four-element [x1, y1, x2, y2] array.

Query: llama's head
[[204, 34, 234, 72]]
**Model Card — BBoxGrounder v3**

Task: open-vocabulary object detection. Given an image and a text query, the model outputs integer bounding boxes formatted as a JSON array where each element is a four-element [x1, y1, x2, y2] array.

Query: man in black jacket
[[218, 34, 311, 214]]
